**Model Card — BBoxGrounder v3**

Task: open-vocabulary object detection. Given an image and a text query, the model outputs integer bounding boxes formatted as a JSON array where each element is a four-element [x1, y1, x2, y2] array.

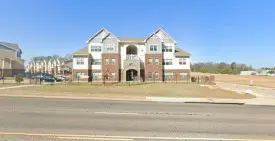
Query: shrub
[[15, 74, 24, 84], [191, 76, 197, 82]]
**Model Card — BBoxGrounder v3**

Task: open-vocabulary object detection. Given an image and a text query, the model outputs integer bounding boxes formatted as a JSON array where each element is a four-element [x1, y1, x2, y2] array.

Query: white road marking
[[58, 136, 133, 140], [94, 111, 143, 116], [0, 132, 272, 141]]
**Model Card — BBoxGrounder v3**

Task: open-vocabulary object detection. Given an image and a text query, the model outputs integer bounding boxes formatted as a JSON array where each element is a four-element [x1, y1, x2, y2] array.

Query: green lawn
[[1, 83, 255, 99]]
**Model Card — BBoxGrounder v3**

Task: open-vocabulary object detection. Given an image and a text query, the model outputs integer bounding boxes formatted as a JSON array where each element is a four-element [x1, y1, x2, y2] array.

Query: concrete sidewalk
[[0, 85, 37, 90], [216, 82, 275, 98], [146, 97, 275, 106], [1, 93, 274, 106]]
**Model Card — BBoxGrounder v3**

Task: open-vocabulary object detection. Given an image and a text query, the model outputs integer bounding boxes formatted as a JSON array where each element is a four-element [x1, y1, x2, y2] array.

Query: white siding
[[163, 58, 190, 70], [73, 57, 89, 69], [89, 42, 102, 70], [120, 44, 146, 69]]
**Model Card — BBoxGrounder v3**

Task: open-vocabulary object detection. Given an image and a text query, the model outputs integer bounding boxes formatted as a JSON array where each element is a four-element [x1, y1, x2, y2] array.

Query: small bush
[[15, 74, 24, 84], [191, 77, 197, 82]]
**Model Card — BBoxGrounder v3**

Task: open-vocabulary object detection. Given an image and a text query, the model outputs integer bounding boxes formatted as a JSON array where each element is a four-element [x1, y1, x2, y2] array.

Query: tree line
[[191, 62, 253, 74], [31, 54, 72, 61]]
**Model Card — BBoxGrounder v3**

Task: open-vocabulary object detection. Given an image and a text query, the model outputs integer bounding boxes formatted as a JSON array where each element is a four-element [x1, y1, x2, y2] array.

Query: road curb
[[184, 102, 245, 105]]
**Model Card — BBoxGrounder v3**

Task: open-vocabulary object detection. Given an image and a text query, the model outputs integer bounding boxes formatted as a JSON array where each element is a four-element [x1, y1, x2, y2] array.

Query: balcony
[[124, 55, 141, 71], [126, 55, 140, 60]]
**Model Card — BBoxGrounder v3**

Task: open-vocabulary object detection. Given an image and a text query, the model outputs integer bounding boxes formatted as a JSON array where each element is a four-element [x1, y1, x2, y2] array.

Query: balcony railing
[[126, 55, 140, 61]]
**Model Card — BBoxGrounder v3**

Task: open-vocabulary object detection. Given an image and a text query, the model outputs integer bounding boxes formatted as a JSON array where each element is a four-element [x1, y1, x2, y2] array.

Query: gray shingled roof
[[73, 47, 89, 56], [174, 47, 191, 57], [118, 37, 145, 42], [0, 41, 20, 51]]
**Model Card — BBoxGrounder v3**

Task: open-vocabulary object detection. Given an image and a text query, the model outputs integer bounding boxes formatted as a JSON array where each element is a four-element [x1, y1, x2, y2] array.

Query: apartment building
[[72, 28, 191, 82], [0, 41, 24, 77], [27, 57, 72, 75]]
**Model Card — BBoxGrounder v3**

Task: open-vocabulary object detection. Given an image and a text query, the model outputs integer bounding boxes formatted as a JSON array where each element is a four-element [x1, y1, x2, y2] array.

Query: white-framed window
[[91, 59, 101, 65], [92, 73, 102, 80], [180, 73, 188, 80], [106, 44, 115, 52], [76, 72, 84, 79], [148, 58, 153, 65], [162, 45, 173, 52], [91, 46, 102, 52], [76, 57, 84, 65], [148, 72, 153, 79], [105, 58, 109, 65], [163, 59, 173, 65], [165, 73, 174, 79], [111, 73, 115, 80], [154, 58, 159, 65], [155, 72, 159, 80], [149, 44, 158, 52], [179, 58, 187, 65], [111, 58, 116, 65]]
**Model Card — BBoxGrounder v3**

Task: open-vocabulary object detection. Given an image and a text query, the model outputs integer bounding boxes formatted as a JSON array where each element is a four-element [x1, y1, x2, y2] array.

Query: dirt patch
[[192, 72, 275, 88]]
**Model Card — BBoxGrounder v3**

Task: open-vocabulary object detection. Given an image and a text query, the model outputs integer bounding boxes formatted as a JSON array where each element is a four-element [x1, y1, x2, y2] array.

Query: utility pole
[[1, 58, 5, 84]]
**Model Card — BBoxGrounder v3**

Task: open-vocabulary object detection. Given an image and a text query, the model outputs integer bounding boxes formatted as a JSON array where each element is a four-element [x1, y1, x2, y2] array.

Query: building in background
[[27, 57, 72, 75], [72, 28, 191, 82], [0, 41, 24, 77]]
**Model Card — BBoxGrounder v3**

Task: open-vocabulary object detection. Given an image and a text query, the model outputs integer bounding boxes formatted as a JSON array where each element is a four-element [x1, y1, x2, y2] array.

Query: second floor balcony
[[126, 54, 140, 61]]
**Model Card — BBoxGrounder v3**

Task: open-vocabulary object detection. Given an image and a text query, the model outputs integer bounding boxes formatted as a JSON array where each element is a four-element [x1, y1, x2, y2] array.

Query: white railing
[[126, 55, 140, 61]]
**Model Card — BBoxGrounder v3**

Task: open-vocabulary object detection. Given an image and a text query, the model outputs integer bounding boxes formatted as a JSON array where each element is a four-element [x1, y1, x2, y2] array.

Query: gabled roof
[[0, 41, 20, 51], [118, 37, 145, 42], [73, 47, 89, 56], [174, 47, 191, 57], [144, 32, 163, 42], [86, 28, 110, 43], [144, 28, 176, 43], [102, 32, 120, 42], [154, 28, 177, 43]]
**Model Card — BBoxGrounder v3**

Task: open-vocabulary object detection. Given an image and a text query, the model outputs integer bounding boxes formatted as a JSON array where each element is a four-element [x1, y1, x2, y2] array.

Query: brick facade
[[144, 54, 163, 81], [72, 69, 89, 81], [164, 69, 190, 81], [101, 53, 120, 82]]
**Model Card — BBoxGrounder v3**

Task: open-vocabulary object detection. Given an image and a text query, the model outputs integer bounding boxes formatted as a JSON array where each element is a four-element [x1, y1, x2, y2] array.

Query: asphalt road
[[0, 97, 275, 141]]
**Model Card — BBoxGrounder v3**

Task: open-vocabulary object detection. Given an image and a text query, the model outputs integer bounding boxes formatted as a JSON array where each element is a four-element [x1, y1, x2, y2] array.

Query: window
[[149, 45, 158, 52], [154, 58, 159, 65], [105, 58, 109, 65], [165, 73, 174, 79], [91, 59, 101, 65], [111, 58, 116, 65], [180, 73, 188, 80], [163, 59, 173, 65], [76, 57, 84, 65], [111, 73, 115, 80], [76, 72, 84, 79], [148, 58, 153, 64], [91, 46, 102, 52], [106, 44, 115, 52], [92, 73, 102, 80], [148, 72, 153, 79], [179, 58, 187, 65], [162, 45, 173, 52], [155, 72, 159, 80]]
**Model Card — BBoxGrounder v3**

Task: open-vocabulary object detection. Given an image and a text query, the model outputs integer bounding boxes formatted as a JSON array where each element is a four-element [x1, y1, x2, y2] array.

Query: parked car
[[55, 76, 66, 81], [43, 76, 55, 82]]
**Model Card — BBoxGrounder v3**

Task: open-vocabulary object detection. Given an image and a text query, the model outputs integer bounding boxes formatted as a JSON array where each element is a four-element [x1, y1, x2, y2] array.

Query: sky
[[0, 0, 275, 68]]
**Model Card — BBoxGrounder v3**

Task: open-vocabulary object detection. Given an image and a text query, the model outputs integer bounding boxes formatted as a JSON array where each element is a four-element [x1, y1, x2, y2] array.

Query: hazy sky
[[1, 0, 275, 68]]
